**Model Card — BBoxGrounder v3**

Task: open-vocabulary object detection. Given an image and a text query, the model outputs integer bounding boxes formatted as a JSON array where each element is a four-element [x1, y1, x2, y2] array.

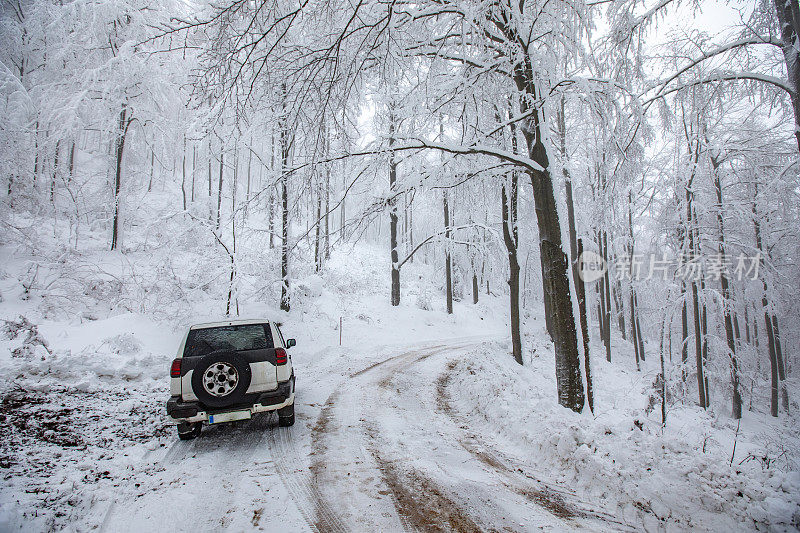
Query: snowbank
[[446, 331, 800, 531]]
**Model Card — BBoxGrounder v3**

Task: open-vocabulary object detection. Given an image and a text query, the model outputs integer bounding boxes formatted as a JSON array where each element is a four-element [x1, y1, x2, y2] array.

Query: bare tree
[[110, 104, 132, 251]]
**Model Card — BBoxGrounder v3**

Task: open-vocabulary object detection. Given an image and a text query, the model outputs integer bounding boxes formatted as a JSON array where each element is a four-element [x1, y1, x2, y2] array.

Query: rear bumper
[[167, 376, 294, 423]]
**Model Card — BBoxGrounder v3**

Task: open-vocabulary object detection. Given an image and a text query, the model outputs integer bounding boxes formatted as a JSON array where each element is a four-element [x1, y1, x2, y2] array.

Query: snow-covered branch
[[644, 71, 796, 105], [645, 36, 785, 102]]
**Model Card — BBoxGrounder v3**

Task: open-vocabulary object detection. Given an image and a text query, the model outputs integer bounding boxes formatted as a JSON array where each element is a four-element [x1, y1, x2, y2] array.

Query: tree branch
[[645, 36, 784, 101], [644, 71, 796, 105]]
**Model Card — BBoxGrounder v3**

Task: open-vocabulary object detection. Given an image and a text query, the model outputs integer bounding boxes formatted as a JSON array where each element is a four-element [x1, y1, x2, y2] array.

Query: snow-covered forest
[[0, 0, 798, 530]]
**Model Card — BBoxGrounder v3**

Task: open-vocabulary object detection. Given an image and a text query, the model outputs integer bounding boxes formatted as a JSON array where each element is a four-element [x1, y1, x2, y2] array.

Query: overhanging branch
[[643, 71, 795, 106]]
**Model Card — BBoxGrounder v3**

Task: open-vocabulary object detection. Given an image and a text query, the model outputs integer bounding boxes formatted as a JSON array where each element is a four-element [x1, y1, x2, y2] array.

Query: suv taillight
[[275, 348, 287, 365], [170, 358, 182, 377]]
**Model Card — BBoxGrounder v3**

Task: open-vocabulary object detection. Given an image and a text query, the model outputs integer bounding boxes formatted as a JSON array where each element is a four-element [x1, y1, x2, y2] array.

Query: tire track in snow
[[345, 342, 498, 532], [190, 417, 274, 530], [263, 345, 448, 533], [266, 419, 348, 533], [435, 359, 636, 531], [362, 421, 486, 533], [102, 415, 274, 532], [435, 360, 576, 519], [305, 344, 459, 532]]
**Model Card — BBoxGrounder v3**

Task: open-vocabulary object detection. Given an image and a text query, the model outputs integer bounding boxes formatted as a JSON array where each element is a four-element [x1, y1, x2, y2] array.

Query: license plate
[[208, 409, 252, 424]]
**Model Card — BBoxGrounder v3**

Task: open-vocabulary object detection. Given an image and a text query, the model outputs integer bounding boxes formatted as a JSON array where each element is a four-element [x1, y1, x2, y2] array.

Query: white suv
[[166, 319, 296, 440]]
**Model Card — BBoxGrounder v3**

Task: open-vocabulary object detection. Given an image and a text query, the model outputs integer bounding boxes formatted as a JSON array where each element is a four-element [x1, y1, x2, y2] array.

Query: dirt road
[[99, 338, 624, 532]]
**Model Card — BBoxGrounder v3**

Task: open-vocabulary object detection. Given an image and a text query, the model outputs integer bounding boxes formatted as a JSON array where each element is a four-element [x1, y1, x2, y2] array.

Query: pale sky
[[656, 0, 752, 43]]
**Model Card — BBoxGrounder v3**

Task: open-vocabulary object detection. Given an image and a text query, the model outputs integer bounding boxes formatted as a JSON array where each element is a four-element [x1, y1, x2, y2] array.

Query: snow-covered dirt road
[[94, 337, 625, 533], [2, 308, 797, 532]]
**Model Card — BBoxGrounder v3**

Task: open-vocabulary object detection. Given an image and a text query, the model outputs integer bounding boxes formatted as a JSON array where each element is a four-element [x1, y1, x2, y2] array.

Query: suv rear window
[[184, 324, 274, 357]]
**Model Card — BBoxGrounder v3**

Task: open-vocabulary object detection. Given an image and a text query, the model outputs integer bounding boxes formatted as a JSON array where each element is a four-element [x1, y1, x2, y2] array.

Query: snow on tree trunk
[[711, 154, 741, 419], [502, 179, 522, 365], [510, 59, 584, 409], [389, 110, 400, 306], [279, 90, 291, 313], [110, 104, 128, 252], [443, 190, 453, 315], [753, 184, 779, 416]]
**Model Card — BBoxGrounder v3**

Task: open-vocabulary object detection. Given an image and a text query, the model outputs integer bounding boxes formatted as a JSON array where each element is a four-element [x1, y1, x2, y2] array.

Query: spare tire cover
[[191, 350, 252, 408]]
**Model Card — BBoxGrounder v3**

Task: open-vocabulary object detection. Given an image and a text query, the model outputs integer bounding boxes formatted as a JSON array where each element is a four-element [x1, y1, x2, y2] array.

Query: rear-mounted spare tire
[[191, 350, 252, 408]]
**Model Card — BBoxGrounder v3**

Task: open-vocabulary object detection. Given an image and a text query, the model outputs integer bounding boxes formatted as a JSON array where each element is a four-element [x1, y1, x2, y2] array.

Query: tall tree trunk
[[659, 309, 668, 426], [772, 316, 783, 378], [149, 146, 155, 193], [280, 163, 290, 312], [691, 280, 706, 408], [627, 193, 645, 367], [577, 239, 593, 412], [613, 275, 626, 340], [325, 158, 330, 260], [232, 144, 238, 219], [764, 300, 779, 417], [403, 189, 409, 256], [340, 171, 346, 240], [50, 139, 60, 203], [627, 195, 639, 367], [687, 190, 706, 408], [499, 106, 522, 363], [226, 253, 235, 316], [752, 303, 760, 349], [512, 66, 584, 410], [232, 143, 238, 216], [110, 105, 128, 252], [699, 265, 710, 406], [752, 183, 779, 416], [279, 90, 291, 312], [595, 237, 604, 340], [216, 153, 223, 230], [246, 137, 252, 206], [681, 281, 689, 389], [684, 138, 706, 408], [634, 291, 646, 361], [711, 155, 741, 418], [407, 191, 414, 263], [438, 115, 453, 315], [226, 159, 238, 317], [502, 179, 522, 365], [269, 133, 275, 249], [771, 315, 790, 412], [33, 120, 40, 186], [181, 136, 187, 211], [315, 181, 322, 273], [192, 143, 197, 203], [630, 286, 641, 370], [559, 98, 591, 403], [744, 304, 751, 345], [604, 236, 614, 358], [630, 288, 640, 370], [596, 267, 605, 349], [390, 111, 400, 306], [596, 230, 611, 361], [443, 190, 453, 315], [68, 140, 75, 183]]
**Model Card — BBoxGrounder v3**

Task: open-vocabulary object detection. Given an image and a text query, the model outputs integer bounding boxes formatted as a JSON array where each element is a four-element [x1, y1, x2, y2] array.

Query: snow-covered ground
[[0, 222, 798, 532]]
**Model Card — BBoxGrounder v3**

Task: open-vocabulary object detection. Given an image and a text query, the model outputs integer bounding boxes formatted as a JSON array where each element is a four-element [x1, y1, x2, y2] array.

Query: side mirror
[[286, 338, 296, 348]]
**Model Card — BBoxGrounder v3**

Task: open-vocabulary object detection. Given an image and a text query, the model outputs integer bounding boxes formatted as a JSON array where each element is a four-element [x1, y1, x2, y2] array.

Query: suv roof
[[190, 318, 272, 330]]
